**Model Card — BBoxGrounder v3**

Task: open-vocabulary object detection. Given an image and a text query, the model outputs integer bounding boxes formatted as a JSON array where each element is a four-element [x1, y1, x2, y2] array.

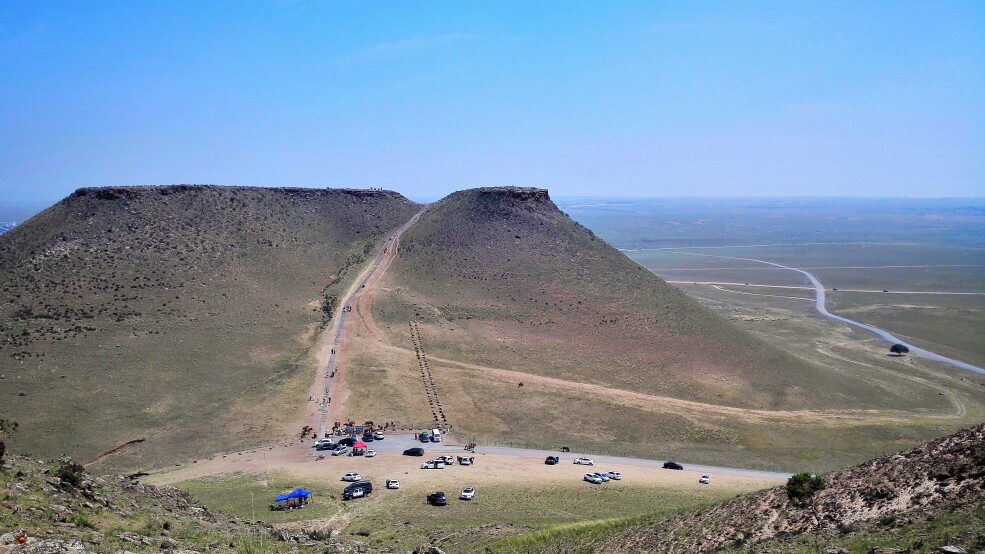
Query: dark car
[[338, 437, 357, 447], [426, 492, 447, 506], [663, 461, 684, 470], [403, 447, 425, 457], [545, 456, 559, 465], [362, 433, 375, 443], [315, 441, 337, 451]]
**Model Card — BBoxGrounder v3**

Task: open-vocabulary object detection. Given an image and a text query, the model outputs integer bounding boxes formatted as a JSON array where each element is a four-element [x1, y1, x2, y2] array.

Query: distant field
[[565, 199, 985, 372]]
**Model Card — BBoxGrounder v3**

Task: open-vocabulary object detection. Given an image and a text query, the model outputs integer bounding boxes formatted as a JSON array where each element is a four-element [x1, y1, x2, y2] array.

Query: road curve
[[650, 250, 985, 376]]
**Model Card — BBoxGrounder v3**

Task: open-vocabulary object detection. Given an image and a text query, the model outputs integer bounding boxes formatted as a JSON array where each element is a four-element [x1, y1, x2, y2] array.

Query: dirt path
[[306, 207, 426, 436]]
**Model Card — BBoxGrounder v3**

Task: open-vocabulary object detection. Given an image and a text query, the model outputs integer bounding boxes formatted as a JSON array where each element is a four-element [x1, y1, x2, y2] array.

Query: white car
[[374, 431, 385, 440], [341, 472, 361, 482], [584, 473, 603, 484], [592, 472, 610, 482], [606, 472, 623, 480], [386, 479, 400, 489], [573, 457, 594, 466], [331, 446, 348, 456], [420, 460, 445, 469], [436, 455, 455, 465], [460, 487, 476, 500], [366, 449, 377, 458], [699, 475, 711, 484]]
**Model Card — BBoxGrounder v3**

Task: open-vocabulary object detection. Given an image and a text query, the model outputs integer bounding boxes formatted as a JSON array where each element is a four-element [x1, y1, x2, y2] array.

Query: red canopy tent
[[352, 441, 368, 455]]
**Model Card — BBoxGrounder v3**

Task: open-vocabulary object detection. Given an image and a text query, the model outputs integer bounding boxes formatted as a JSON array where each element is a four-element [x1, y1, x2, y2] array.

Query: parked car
[[315, 441, 337, 451], [605, 471, 623, 480], [458, 456, 474, 465], [374, 431, 385, 440], [343, 480, 372, 500], [573, 457, 594, 466], [421, 460, 445, 469], [427, 492, 447, 506], [460, 487, 476, 500], [699, 475, 711, 484], [341, 472, 362, 482], [338, 437, 357, 447], [592, 472, 610, 482], [436, 455, 455, 465], [343, 487, 365, 500], [331, 446, 348, 456], [365, 449, 377, 458], [403, 447, 425, 457], [386, 479, 400, 489], [418, 432, 430, 443], [584, 473, 603, 484], [361, 433, 375, 443], [545, 456, 559, 465], [663, 461, 684, 470]]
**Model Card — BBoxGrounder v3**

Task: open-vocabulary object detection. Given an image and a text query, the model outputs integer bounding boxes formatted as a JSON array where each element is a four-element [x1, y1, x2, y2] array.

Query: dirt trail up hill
[[599, 423, 985, 553], [0, 185, 420, 471]]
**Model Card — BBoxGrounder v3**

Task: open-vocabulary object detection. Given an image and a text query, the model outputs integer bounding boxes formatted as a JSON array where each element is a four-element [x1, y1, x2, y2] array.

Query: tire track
[[409, 321, 447, 426]]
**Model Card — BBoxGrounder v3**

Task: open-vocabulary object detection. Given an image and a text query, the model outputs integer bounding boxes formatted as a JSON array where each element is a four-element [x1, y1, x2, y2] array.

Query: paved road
[[657, 250, 985, 375], [315, 433, 791, 480]]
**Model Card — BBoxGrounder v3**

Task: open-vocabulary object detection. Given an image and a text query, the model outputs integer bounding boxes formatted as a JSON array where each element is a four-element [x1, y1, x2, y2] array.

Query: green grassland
[[0, 186, 419, 471], [180, 472, 749, 553]]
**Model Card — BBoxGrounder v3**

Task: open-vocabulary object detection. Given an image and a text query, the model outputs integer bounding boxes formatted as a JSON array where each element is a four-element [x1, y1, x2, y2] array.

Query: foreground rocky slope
[[0, 186, 419, 470], [596, 423, 985, 553], [0, 454, 369, 553]]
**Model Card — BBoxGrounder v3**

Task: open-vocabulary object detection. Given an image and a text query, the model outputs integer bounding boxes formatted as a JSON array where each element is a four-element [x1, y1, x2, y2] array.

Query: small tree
[[0, 418, 19, 462], [889, 343, 910, 356], [786, 472, 826, 507]]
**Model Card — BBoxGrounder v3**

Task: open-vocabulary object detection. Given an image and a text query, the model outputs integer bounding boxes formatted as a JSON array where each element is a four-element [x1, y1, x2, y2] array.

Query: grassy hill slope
[[354, 187, 975, 470], [0, 185, 419, 471], [389, 187, 853, 408]]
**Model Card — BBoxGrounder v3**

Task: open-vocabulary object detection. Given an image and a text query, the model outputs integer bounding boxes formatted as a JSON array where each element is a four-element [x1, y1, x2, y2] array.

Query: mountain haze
[[0, 185, 419, 470]]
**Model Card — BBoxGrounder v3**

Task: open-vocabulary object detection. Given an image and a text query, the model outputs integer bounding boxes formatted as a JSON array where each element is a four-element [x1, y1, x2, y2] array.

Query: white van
[[430, 428, 442, 442]]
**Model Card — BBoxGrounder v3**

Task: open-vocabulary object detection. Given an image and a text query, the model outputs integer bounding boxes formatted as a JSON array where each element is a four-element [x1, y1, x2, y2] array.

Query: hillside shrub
[[56, 459, 86, 487], [786, 472, 826, 507]]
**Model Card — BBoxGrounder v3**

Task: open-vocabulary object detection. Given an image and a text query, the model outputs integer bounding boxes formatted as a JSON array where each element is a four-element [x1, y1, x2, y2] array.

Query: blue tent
[[287, 488, 311, 499], [274, 494, 289, 502]]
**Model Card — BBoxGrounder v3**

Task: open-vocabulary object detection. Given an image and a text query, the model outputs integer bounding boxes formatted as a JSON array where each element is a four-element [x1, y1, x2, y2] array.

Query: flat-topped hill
[[388, 187, 847, 407], [0, 185, 419, 470], [357, 187, 968, 470]]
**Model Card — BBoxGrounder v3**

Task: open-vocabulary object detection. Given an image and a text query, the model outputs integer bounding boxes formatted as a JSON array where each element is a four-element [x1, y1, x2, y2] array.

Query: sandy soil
[[145, 433, 782, 493]]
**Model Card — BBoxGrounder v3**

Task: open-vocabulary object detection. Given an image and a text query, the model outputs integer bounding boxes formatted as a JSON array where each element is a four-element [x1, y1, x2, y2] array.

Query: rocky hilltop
[[598, 423, 985, 553]]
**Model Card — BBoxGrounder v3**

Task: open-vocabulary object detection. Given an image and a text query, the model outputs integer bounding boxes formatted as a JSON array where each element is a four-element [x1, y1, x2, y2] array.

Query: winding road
[[655, 250, 985, 375]]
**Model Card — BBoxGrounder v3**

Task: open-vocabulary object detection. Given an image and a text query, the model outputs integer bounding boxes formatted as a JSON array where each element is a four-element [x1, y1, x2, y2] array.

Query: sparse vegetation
[[0, 185, 419, 470]]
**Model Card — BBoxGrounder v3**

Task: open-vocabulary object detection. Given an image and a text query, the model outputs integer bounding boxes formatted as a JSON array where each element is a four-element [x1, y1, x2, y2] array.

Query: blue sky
[[1, 1, 983, 202]]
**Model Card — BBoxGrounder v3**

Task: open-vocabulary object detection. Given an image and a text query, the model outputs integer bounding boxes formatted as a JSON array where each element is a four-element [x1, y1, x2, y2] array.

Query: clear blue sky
[[1, 1, 983, 202]]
